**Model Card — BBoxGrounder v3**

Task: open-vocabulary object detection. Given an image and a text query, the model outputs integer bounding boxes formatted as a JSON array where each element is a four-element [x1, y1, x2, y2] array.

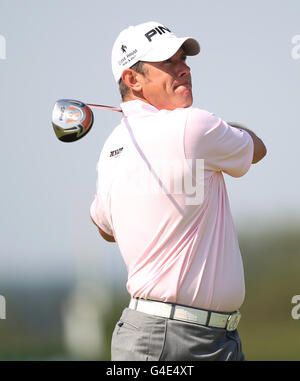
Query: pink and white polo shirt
[[90, 100, 254, 312]]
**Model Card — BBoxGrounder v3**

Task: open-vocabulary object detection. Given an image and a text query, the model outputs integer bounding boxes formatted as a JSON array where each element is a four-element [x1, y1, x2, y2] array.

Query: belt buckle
[[226, 311, 241, 331]]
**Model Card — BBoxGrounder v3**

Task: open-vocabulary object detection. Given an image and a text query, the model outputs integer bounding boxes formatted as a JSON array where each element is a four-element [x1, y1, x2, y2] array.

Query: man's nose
[[177, 61, 191, 77]]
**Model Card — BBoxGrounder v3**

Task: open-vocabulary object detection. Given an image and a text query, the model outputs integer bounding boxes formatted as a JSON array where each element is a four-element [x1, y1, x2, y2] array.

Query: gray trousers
[[111, 307, 245, 361]]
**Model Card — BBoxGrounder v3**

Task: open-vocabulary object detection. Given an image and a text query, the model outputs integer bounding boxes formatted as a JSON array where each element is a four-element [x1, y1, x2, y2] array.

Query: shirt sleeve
[[184, 108, 254, 178], [90, 193, 114, 236]]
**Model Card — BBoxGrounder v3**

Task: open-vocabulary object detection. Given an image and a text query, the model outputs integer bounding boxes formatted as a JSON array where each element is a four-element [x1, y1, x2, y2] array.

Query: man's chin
[[179, 94, 193, 109]]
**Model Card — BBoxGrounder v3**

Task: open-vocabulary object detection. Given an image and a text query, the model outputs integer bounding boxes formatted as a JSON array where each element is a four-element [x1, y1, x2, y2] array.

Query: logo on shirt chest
[[109, 147, 124, 158]]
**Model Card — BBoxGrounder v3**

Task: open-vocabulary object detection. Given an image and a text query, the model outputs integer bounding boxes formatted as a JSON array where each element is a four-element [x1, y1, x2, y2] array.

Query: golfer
[[90, 21, 267, 361]]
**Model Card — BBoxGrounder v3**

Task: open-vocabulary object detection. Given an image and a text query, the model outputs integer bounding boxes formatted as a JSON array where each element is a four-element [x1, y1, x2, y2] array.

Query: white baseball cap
[[111, 21, 200, 82]]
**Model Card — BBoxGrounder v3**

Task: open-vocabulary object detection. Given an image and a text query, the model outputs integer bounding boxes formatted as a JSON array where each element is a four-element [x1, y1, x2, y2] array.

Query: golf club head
[[52, 99, 94, 142]]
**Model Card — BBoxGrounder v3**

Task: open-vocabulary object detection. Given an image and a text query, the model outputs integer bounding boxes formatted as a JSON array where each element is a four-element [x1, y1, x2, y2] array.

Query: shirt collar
[[120, 100, 159, 117]]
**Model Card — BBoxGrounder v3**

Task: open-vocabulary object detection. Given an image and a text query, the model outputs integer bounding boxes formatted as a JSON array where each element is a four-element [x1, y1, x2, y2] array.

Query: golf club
[[52, 99, 122, 142]]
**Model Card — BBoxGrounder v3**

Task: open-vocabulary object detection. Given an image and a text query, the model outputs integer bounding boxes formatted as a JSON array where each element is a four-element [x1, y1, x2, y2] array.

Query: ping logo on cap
[[145, 25, 171, 42]]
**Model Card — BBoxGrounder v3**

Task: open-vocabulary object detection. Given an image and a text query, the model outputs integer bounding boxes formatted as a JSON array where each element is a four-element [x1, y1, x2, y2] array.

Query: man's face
[[138, 48, 193, 110]]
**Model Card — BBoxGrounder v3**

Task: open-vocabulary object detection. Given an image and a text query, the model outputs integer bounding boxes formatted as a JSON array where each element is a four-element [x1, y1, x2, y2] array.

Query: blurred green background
[[0, 222, 299, 361]]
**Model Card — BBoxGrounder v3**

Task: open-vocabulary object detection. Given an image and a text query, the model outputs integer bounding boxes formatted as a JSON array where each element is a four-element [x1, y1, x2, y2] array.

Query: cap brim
[[142, 36, 200, 63], [181, 38, 200, 56]]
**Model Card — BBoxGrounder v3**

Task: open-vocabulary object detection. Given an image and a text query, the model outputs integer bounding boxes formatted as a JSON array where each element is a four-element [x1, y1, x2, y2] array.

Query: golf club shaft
[[87, 103, 122, 112]]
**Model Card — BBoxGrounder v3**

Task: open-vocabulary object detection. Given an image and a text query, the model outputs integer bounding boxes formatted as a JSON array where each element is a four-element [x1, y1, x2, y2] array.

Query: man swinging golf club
[[90, 21, 267, 361]]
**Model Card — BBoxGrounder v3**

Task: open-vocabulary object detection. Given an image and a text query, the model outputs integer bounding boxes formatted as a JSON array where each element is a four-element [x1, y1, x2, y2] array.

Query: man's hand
[[90, 216, 116, 243], [228, 122, 267, 164]]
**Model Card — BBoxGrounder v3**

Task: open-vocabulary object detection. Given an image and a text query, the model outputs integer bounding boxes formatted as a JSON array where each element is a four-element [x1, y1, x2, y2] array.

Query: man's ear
[[122, 69, 143, 93]]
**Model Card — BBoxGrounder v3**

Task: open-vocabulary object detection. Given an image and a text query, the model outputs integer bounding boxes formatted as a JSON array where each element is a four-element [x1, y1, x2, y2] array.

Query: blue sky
[[0, 0, 299, 283]]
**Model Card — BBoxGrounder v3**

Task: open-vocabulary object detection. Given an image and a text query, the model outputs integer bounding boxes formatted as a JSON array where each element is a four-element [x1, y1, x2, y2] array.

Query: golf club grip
[[87, 104, 122, 112]]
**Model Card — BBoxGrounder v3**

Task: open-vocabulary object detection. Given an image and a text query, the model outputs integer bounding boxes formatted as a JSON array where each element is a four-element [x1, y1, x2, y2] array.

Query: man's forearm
[[228, 122, 267, 164]]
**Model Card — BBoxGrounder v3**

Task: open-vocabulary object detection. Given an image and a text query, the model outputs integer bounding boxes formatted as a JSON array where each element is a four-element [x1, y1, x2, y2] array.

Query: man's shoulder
[[181, 107, 221, 135], [153, 106, 213, 122], [185, 106, 216, 120], [165, 106, 217, 124], [97, 121, 124, 158]]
